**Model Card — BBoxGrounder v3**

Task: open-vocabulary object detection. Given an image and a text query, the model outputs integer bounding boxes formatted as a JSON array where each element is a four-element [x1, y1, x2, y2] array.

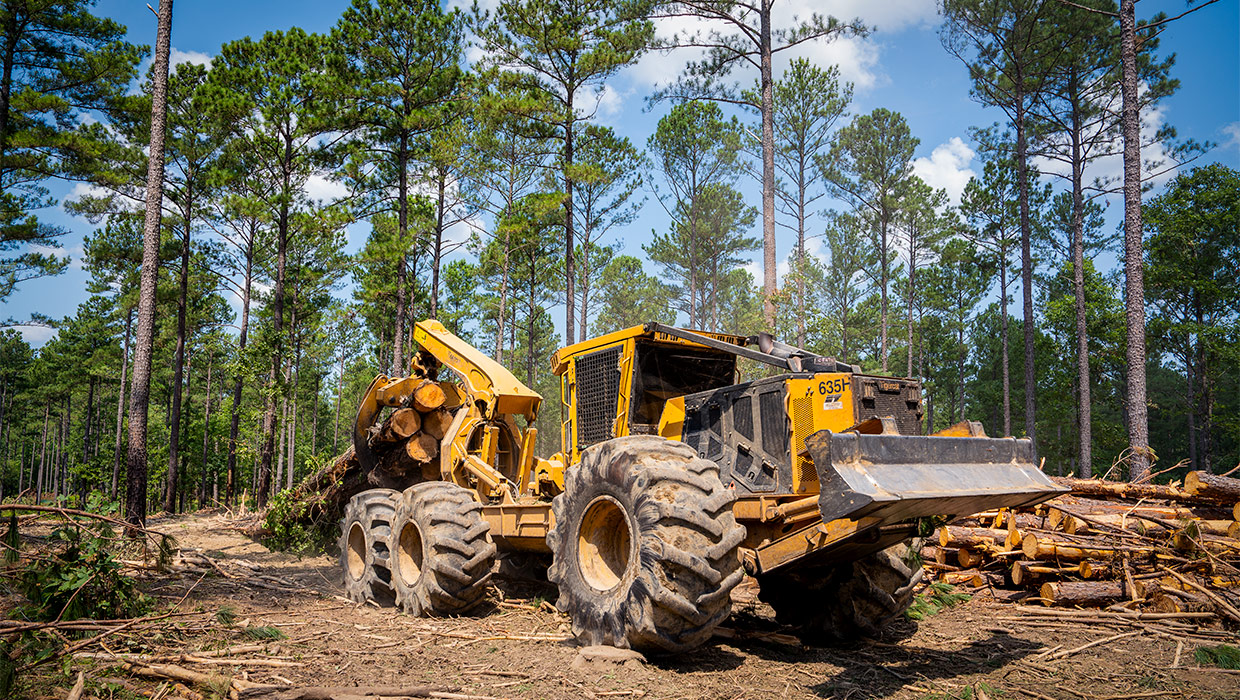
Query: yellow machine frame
[[356, 321, 1054, 569]]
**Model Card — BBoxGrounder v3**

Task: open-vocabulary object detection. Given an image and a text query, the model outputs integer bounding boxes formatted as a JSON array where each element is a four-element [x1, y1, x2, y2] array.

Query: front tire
[[547, 436, 745, 654], [758, 543, 924, 644], [389, 481, 496, 616], [339, 488, 400, 606]]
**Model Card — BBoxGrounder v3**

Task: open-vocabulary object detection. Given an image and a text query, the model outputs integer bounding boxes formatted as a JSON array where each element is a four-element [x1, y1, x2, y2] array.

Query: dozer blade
[[807, 430, 1067, 525]]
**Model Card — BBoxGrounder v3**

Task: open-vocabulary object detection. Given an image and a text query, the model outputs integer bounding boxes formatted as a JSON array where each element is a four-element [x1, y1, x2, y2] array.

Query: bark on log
[[1050, 495, 1231, 521], [1053, 477, 1227, 505], [1185, 471, 1240, 503], [939, 526, 1012, 551], [1079, 560, 1112, 579], [1011, 561, 1078, 587], [1039, 580, 1127, 607], [1021, 533, 1130, 561]]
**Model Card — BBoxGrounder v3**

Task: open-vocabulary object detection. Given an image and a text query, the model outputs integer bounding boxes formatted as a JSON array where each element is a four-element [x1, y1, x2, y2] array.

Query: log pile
[[280, 379, 453, 525], [927, 471, 1240, 623]]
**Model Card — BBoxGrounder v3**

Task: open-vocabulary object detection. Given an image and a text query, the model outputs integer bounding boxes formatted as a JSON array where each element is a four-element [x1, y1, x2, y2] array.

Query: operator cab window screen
[[630, 342, 736, 429]]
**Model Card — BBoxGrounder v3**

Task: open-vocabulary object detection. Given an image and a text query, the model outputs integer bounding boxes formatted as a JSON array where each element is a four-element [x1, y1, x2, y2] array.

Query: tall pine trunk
[[200, 350, 212, 504], [759, 2, 776, 329], [1015, 90, 1036, 445], [1119, 0, 1149, 481], [1000, 247, 1011, 437], [1070, 91, 1092, 477], [224, 229, 253, 506], [431, 171, 446, 317], [257, 135, 293, 507], [393, 136, 409, 373], [164, 200, 193, 513], [126, 0, 173, 529], [563, 97, 576, 345]]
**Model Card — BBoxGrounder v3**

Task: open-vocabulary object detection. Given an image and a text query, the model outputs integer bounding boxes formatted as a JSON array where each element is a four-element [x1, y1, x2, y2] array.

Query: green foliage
[[905, 582, 971, 621], [216, 606, 238, 626], [1194, 644, 1240, 670], [0, 0, 142, 303], [262, 487, 335, 554], [16, 523, 150, 622], [242, 626, 287, 641]]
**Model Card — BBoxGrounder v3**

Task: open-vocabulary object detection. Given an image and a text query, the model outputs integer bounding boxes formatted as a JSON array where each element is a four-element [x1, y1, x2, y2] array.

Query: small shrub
[[262, 489, 334, 554], [17, 523, 151, 622]]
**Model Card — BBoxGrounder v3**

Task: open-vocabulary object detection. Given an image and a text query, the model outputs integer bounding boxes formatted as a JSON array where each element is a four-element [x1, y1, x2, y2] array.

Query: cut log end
[[405, 432, 440, 463], [412, 380, 447, 412]]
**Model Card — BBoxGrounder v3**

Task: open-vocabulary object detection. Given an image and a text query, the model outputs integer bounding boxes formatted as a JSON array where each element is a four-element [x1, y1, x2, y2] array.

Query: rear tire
[[339, 488, 400, 605], [390, 481, 496, 616], [757, 542, 924, 644], [547, 436, 745, 654]]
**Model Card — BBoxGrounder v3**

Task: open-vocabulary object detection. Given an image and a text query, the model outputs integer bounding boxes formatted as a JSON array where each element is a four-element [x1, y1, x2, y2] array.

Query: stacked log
[[927, 471, 1240, 623], [279, 378, 454, 526]]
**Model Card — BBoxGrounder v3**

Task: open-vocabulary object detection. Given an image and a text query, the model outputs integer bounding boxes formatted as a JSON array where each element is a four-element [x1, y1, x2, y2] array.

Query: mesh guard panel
[[575, 346, 622, 449], [790, 395, 818, 493]]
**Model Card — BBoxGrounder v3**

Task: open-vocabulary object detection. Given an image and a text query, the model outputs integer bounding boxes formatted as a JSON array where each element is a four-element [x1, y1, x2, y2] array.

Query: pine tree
[[332, 0, 465, 372], [824, 108, 918, 373], [573, 125, 643, 340], [125, 0, 173, 529], [0, 0, 141, 302], [645, 100, 743, 327], [210, 28, 342, 506], [772, 58, 851, 347], [473, 0, 653, 344], [941, 0, 1059, 446], [652, 2, 865, 327]]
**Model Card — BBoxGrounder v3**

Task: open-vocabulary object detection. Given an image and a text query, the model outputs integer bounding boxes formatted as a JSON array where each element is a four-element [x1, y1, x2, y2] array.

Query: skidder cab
[[341, 320, 1065, 653]]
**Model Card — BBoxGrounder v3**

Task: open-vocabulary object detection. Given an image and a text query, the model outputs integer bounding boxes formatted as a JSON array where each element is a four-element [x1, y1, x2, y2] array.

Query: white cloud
[[778, 34, 883, 91], [1223, 121, 1240, 151], [170, 48, 212, 68], [594, 84, 628, 120], [303, 174, 348, 203], [627, 1, 932, 95], [18, 326, 56, 346], [912, 136, 976, 205], [821, 0, 939, 33]]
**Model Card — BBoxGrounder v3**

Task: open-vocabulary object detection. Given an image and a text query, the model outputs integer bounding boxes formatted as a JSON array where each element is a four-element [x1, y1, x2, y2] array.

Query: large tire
[[547, 436, 746, 654], [339, 488, 400, 605], [389, 481, 496, 616], [757, 543, 924, 644]]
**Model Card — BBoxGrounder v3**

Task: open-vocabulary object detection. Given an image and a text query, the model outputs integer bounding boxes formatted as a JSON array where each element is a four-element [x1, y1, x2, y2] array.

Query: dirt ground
[[28, 512, 1240, 700]]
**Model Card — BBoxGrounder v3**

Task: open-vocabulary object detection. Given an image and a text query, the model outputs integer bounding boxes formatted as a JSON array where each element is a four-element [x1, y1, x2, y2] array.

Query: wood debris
[[928, 471, 1240, 622]]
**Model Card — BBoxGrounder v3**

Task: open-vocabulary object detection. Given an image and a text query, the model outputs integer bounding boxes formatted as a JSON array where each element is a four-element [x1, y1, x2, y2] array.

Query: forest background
[[0, 0, 1237, 519]]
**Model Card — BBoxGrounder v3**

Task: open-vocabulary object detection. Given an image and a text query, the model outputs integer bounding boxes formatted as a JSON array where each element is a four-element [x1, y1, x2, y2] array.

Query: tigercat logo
[[823, 394, 844, 410], [878, 381, 902, 393]]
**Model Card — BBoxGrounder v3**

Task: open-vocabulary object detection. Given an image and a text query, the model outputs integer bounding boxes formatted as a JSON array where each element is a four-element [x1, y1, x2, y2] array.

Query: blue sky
[[8, 0, 1239, 346]]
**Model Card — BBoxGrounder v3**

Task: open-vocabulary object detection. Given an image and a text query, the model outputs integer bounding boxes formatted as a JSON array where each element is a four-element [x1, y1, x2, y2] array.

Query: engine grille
[[575, 346, 621, 449]]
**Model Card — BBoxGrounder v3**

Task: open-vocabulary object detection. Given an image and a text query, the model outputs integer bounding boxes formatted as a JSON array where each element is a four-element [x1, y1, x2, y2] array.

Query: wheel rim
[[397, 520, 424, 584], [577, 495, 633, 592], [346, 522, 366, 581]]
